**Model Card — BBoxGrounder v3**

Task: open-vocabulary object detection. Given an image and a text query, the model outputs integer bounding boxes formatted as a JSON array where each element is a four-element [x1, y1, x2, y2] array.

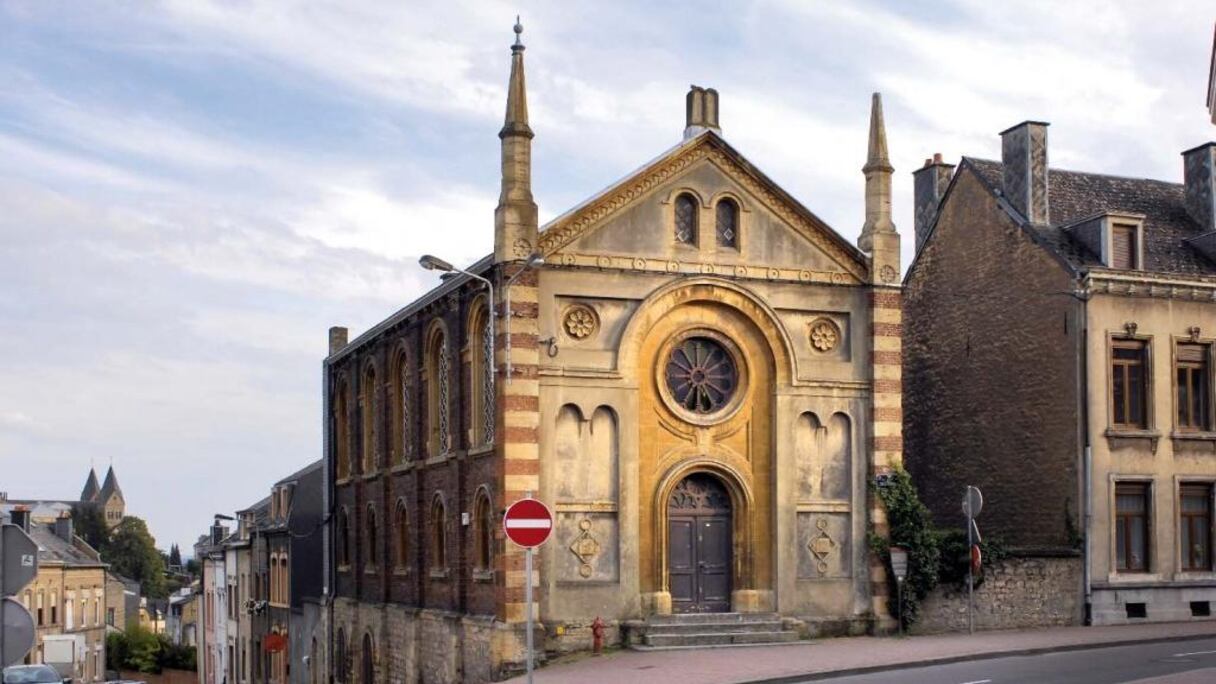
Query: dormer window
[[1110, 222, 1140, 270]]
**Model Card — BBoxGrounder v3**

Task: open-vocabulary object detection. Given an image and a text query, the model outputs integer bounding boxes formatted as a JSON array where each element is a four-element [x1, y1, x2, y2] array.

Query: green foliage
[[168, 544, 183, 569], [870, 466, 941, 628], [1064, 498, 1084, 550], [72, 503, 110, 551], [107, 628, 197, 674], [106, 517, 168, 598], [185, 558, 200, 577], [935, 528, 1009, 587]]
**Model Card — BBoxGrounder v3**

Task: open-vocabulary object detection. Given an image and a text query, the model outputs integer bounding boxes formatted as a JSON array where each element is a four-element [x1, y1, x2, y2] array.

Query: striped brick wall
[[495, 264, 541, 623], [868, 285, 903, 622]]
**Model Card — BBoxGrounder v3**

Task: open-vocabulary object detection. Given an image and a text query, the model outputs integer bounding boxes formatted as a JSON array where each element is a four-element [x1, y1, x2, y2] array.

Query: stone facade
[[915, 556, 1082, 633], [324, 25, 903, 682]]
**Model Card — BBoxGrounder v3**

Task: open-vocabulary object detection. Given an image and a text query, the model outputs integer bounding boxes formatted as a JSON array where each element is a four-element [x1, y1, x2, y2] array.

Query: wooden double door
[[668, 473, 733, 613]]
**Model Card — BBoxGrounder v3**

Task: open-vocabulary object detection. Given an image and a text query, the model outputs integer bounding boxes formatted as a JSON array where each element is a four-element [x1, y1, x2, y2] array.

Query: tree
[[106, 517, 168, 598], [168, 544, 182, 569], [72, 503, 109, 551]]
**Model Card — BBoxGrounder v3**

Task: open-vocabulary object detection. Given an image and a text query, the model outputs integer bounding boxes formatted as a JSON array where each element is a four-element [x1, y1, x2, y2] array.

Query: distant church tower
[[81, 466, 125, 528]]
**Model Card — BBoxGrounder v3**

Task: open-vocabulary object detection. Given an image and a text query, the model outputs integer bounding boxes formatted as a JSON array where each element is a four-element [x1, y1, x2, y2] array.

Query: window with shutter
[[1111, 224, 1139, 269]]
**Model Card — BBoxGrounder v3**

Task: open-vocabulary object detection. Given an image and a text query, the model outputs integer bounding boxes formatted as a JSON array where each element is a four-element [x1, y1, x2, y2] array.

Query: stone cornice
[[1084, 271, 1216, 302]]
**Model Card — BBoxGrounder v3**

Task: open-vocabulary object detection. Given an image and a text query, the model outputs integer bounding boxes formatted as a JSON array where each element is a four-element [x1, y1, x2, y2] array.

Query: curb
[[739, 631, 1216, 683]]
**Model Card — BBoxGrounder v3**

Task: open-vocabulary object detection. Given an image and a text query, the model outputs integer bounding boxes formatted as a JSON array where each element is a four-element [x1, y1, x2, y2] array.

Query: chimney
[[1183, 143, 1216, 233], [684, 85, 721, 139], [912, 153, 955, 251], [10, 506, 30, 532], [210, 522, 227, 546], [1000, 121, 1050, 224], [55, 510, 74, 542], [328, 326, 348, 356]]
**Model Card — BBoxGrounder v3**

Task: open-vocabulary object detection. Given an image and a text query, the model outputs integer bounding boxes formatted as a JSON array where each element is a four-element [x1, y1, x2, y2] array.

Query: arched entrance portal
[[667, 473, 733, 613]]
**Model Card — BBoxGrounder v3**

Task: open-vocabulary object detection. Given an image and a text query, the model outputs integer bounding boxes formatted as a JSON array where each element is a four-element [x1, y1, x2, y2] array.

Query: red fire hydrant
[[591, 616, 605, 656]]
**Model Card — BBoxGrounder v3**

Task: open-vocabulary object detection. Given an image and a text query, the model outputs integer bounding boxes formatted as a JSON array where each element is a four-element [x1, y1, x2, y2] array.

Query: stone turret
[[859, 93, 900, 284], [493, 18, 539, 263]]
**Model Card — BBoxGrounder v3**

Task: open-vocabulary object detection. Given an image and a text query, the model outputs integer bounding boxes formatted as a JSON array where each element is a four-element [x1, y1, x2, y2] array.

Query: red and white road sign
[[503, 498, 553, 548]]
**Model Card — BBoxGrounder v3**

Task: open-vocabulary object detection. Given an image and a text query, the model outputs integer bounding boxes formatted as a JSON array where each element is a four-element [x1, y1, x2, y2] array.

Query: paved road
[[798, 637, 1216, 684]]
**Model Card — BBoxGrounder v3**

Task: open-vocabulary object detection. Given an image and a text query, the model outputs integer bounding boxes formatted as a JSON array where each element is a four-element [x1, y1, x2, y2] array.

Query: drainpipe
[[1077, 280, 1093, 625]]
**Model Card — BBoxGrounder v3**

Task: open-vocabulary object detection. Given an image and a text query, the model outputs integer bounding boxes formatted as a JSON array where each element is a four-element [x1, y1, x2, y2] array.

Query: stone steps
[[629, 613, 803, 651]]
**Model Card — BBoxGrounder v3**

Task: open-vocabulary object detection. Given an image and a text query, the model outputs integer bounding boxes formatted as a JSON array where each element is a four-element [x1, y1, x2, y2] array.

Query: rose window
[[665, 337, 738, 414]]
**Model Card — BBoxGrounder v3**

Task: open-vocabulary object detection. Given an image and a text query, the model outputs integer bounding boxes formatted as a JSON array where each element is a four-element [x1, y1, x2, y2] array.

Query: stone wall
[[914, 555, 1082, 634]]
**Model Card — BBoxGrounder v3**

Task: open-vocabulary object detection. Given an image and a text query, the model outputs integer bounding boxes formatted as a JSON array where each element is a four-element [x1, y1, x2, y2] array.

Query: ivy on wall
[[869, 466, 941, 628]]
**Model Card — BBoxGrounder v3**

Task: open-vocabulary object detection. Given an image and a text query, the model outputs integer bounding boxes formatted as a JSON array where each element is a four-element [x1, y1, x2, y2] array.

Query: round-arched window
[[665, 337, 738, 414]]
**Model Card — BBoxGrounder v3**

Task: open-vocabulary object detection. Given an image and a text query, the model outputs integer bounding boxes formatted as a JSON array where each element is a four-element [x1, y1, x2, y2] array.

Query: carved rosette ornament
[[562, 305, 599, 340], [512, 237, 532, 259], [569, 519, 601, 579], [809, 318, 840, 352], [880, 264, 898, 283]]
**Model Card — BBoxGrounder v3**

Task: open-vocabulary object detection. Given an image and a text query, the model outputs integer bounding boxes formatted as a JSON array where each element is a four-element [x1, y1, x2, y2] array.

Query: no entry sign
[[503, 498, 553, 548]]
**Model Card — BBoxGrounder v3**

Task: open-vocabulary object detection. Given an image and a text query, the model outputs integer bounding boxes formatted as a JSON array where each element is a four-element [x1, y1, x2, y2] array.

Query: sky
[[1, 0, 1214, 554]]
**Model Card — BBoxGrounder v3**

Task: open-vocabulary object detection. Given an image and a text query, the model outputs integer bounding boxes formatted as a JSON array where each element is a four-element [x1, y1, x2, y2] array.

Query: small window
[[337, 507, 351, 568], [1191, 601, 1211, 617], [1125, 602, 1148, 619], [1111, 339, 1149, 429], [361, 633, 374, 684], [474, 491, 494, 572], [1110, 223, 1139, 270], [1181, 484, 1212, 572], [1116, 482, 1151, 572], [366, 505, 378, 568], [394, 499, 409, 569], [430, 495, 447, 571], [674, 193, 698, 245], [334, 629, 347, 684], [715, 199, 739, 248], [334, 378, 350, 480], [361, 365, 378, 473], [1177, 344, 1211, 431]]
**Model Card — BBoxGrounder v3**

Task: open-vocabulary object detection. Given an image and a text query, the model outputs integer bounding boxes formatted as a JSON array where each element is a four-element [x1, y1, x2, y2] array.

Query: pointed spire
[[494, 16, 539, 263], [859, 92, 896, 253], [100, 465, 124, 502], [80, 468, 101, 503], [500, 16, 532, 140]]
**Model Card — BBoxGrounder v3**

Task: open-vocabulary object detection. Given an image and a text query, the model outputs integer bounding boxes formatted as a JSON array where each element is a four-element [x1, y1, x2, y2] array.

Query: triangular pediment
[[538, 133, 869, 283]]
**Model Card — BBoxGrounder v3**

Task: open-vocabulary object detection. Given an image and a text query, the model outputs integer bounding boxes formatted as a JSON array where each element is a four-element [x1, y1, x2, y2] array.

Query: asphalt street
[[797, 636, 1216, 684]]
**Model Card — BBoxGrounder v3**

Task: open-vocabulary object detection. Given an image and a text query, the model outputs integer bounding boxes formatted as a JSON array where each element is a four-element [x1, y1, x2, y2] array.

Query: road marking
[[504, 519, 552, 529], [958, 680, 991, 684], [1172, 649, 1216, 657]]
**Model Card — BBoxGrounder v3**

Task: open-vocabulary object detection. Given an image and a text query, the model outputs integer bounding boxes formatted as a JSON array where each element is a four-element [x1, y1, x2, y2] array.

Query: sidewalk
[[505, 621, 1216, 683]]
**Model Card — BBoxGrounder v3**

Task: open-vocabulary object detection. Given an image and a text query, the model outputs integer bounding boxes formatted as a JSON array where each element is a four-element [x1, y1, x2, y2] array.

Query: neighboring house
[[905, 120, 1216, 626], [140, 597, 168, 635], [104, 571, 140, 633], [168, 587, 199, 647], [280, 461, 324, 684], [4, 508, 108, 682], [195, 524, 229, 684], [324, 24, 904, 682], [1209, 23, 1215, 124]]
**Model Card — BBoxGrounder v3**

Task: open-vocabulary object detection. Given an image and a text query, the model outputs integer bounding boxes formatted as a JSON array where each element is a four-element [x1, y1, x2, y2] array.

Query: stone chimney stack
[[55, 510, 74, 542], [1000, 121, 1050, 225], [328, 326, 348, 356], [684, 86, 721, 139], [494, 18, 539, 263], [912, 153, 955, 251], [1183, 142, 1216, 233], [10, 506, 30, 533]]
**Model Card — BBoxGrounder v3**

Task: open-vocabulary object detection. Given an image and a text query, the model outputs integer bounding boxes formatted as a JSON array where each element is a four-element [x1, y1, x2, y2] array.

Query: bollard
[[591, 616, 605, 655]]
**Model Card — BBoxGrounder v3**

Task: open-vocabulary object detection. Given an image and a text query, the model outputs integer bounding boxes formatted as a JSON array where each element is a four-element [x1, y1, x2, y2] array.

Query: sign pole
[[966, 511, 974, 635], [525, 544, 534, 684], [1, 527, 6, 668], [896, 577, 904, 637]]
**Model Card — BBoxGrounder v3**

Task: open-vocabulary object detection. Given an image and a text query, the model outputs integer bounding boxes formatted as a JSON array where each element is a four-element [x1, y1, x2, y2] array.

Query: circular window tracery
[[665, 337, 738, 414]]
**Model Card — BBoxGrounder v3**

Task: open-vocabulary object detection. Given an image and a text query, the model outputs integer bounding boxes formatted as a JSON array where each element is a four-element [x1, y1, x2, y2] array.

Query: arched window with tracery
[[468, 297, 494, 448], [473, 489, 494, 573], [394, 499, 408, 570], [430, 494, 447, 572], [391, 348, 411, 464], [360, 364, 378, 473], [336, 507, 351, 569], [674, 193, 698, 245], [425, 323, 450, 456], [716, 198, 739, 248], [334, 377, 350, 480], [365, 504, 378, 569]]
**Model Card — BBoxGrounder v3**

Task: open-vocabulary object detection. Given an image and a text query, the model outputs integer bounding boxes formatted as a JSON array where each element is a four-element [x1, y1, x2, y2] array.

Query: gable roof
[[537, 130, 869, 280], [962, 157, 1213, 277], [29, 521, 105, 568]]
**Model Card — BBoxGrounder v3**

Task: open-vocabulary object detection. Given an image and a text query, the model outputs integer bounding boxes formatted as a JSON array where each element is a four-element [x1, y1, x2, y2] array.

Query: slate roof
[[80, 469, 101, 502], [99, 466, 123, 502], [965, 158, 1216, 277], [29, 521, 105, 567], [275, 459, 322, 486]]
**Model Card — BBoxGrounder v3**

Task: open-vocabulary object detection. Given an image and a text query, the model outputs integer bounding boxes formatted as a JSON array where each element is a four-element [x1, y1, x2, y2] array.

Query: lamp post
[[419, 256, 495, 385]]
